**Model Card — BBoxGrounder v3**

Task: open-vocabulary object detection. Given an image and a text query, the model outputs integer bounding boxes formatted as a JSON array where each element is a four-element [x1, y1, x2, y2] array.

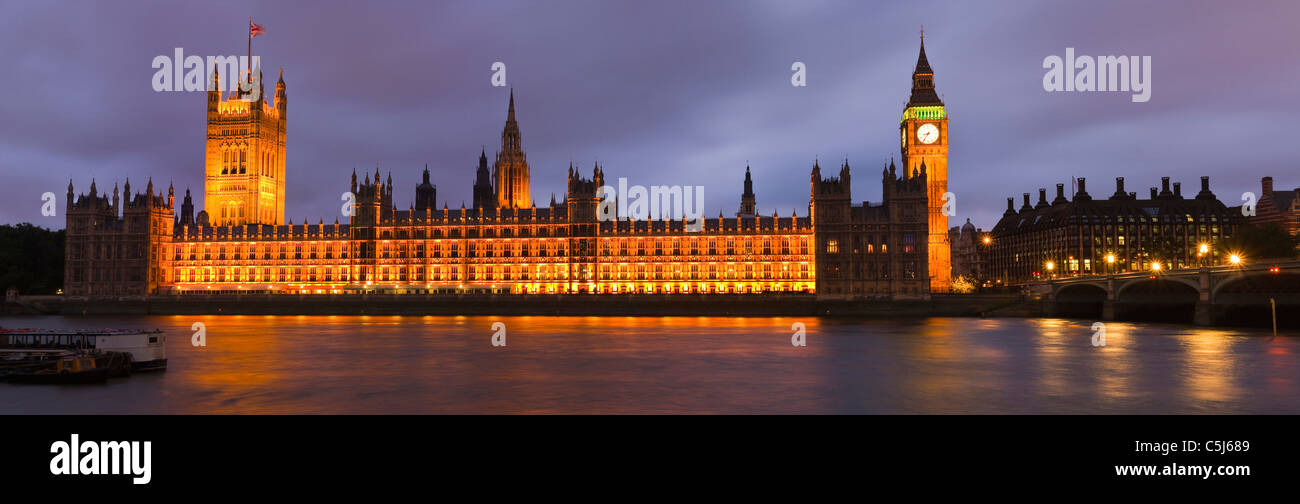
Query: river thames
[[1, 315, 1297, 414]]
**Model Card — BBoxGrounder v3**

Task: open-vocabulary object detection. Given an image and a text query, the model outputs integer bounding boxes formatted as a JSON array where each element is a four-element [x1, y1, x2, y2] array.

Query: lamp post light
[[978, 234, 992, 288], [1198, 242, 1210, 268], [1046, 260, 1055, 280], [1229, 254, 1242, 266], [1106, 253, 1115, 277]]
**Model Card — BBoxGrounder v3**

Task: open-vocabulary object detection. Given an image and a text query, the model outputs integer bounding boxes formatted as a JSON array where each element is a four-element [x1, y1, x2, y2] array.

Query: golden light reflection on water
[[1177, 328, 1239, 404], [2, 315, 1296, 414], [1092, 322, 1133, 402], [1030, 318, 1073, 403]]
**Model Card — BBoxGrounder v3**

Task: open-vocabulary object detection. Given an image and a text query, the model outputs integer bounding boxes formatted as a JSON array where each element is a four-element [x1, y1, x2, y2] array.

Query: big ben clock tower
[[900, 31, 950, 293]]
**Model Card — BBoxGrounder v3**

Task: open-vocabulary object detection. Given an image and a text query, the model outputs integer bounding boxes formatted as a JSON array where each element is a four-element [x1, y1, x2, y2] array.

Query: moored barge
[[0, 328, 167, 373]]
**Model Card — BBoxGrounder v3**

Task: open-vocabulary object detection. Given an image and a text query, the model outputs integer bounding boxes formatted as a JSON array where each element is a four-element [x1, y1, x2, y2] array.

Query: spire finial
[[920, 24, 924, 42], [507, 88, 516, 122]]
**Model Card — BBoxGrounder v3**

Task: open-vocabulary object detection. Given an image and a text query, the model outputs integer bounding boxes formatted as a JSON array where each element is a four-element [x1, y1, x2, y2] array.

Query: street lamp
[[1151, 261, 1162, 272], [1046, 261, 1055, 279], [1197, 243, 1210, 268], [1105, 253, 1115, 276], [1229, 254, 1242, 266]]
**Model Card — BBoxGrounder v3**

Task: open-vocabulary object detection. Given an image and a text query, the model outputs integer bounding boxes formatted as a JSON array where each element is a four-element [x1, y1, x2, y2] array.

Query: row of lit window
[[174, 267, 351, 284], [171, 261, 816, 285]]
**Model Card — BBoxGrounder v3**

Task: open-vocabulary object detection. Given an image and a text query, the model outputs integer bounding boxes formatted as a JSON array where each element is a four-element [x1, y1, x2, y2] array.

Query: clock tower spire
[[900, 30, 950, 293]]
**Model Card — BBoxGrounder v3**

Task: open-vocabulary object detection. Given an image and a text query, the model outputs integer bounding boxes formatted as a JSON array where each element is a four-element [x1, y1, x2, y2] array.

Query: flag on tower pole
[[246, 18, 265, 95]]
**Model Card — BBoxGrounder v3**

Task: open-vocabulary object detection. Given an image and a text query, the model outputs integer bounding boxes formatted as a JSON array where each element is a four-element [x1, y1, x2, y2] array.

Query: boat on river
[[6, 354, 109, 384], [0, 328, 167, 373]]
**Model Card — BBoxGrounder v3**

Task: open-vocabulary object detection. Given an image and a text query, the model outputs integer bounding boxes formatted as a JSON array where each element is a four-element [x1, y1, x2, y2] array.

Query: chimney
[[1196, 176, 1215, 200], [1006, 197, 1014, 212], [1262, 176, 1274, 197], [1075, 177, 1091, 201], [1150, 187, 1158, 199], [1160, 176, 1171, 196], [1173, 182, 1182, 198], [1053, 183, 1067, 204], [1038, 188, 1047, 205], [1112, 177, 1126, 199], [1021, 192, 1031, 211]]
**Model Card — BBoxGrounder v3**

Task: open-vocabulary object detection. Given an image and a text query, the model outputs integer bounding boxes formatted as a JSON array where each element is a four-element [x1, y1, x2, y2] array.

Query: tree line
[[0, 223, 64, 295]]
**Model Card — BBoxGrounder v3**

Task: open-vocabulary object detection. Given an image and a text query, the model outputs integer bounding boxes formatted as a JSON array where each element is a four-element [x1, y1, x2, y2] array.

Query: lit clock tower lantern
[[899, 30, 950, 293]]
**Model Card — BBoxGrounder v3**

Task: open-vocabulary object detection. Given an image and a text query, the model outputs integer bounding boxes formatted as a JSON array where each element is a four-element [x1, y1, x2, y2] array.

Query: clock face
[[917, 123, 939, 144]]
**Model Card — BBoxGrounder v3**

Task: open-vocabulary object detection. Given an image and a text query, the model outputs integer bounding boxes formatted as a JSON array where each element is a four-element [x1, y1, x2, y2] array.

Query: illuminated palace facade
[[64, 40, 936, 300]]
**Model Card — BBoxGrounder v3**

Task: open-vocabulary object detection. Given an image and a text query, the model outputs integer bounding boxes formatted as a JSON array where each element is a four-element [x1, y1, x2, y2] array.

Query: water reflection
[[0, 316, 1296, 414]]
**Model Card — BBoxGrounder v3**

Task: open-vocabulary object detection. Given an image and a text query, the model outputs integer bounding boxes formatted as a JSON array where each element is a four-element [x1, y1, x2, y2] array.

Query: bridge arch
[[1212, 272, 1300, 328], [1113, 277, 1200, 324], [1115, 275, 1199, 299], [1211, 272, 1300, 298], [1052, 282, 1108, 319], [1055, 282, 1108, 299]]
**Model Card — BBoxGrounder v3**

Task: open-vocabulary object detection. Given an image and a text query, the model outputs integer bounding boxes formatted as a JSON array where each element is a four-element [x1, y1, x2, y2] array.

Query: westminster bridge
[[1031, 260, 1300, 326]]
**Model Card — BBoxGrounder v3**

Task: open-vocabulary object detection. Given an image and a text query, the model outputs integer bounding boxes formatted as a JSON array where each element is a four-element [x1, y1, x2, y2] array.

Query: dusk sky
[[3, 0, 1298, 229]]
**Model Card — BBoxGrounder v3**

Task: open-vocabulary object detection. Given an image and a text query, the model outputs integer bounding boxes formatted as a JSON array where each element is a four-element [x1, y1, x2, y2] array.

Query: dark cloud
[[2, 0, 1298, 229]]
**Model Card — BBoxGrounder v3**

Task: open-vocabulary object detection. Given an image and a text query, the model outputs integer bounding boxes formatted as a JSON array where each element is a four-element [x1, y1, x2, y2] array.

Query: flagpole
[[247, 16, 252, 94]]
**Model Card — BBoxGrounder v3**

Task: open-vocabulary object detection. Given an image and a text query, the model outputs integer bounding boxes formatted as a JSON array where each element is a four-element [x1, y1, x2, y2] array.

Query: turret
[[737, 165, 756, 217], [415, 164, 437, 212], [180, 188, 195, 226], [207, 64, 221, 114], [473, 147, 495, 210], [276, 68, 286, 114]]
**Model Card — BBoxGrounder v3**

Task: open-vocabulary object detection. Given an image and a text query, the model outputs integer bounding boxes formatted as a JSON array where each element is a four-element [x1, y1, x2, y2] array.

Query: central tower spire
[[494, 88, 531, 209]]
